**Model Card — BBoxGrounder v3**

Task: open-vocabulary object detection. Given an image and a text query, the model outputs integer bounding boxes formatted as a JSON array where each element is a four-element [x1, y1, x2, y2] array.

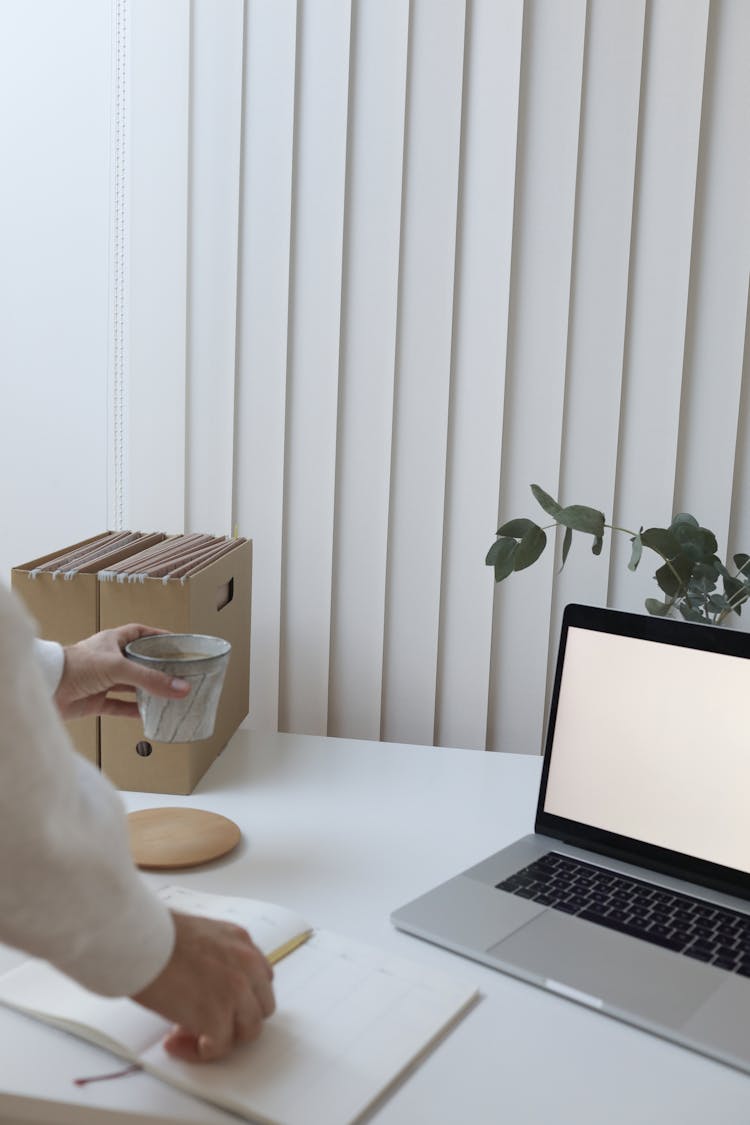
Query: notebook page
[[141, 929, 478, 1125], [0, 959, 170, 1057], [157, 886, 312, 963], [0, 888, 312, 1062]]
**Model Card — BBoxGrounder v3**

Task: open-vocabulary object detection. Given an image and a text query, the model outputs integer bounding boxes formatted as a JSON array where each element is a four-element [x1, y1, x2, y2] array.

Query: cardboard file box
[[12, 535, 251, 794], [99, 540, 251, 794]]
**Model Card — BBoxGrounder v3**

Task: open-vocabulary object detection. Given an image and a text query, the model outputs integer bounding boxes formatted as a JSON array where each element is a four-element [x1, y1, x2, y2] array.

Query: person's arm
[[0, 590, 174, 994], [33, 626, 190, 719], [0, 586, 274, 1060]]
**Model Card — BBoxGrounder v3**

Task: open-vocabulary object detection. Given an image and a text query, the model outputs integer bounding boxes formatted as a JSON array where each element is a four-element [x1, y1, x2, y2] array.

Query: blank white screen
[[543, 627, 750, 873]]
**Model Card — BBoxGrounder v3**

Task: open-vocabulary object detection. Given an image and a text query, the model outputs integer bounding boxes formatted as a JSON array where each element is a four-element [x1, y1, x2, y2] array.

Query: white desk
[[1, 730, 750, 1124]]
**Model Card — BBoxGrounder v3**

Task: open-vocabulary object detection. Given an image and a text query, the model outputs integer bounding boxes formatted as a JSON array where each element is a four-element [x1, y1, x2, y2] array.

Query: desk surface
[[1, 730, 749, 1124]]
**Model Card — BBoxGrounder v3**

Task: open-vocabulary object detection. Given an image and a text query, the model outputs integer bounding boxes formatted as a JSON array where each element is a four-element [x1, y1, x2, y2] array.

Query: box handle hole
[[216, 577, 234, 611]]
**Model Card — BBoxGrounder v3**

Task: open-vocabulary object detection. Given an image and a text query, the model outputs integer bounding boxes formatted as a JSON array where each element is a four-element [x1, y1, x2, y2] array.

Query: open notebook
[[0, 887, 478, 1125]]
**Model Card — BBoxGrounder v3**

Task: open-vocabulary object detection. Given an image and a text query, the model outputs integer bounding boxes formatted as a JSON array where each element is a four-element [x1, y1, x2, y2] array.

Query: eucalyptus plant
[[486, 484, 750, 626]]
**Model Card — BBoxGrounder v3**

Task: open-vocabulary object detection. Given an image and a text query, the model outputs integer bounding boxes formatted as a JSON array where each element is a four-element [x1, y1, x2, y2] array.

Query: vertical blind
[[123, 0, 750, 755]]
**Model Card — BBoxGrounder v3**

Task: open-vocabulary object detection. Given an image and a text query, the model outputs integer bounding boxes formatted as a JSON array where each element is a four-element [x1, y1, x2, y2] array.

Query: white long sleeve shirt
[[0, 583, 174, 995]]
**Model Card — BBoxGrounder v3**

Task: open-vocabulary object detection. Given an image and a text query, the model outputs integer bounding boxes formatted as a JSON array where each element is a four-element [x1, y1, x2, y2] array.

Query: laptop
[[392, 602, 750, 1072]]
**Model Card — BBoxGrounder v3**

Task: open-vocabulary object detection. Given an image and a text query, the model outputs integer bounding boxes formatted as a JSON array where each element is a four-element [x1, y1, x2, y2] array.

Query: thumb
[[127, 664, 192, 700]]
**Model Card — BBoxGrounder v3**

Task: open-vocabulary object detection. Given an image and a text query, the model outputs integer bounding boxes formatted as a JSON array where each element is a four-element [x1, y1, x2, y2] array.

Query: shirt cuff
[[33, 638, 65, 696]]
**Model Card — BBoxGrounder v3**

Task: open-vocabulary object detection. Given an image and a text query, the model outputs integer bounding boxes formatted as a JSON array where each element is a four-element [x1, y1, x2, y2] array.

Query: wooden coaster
[[127, 807, 241, 870]]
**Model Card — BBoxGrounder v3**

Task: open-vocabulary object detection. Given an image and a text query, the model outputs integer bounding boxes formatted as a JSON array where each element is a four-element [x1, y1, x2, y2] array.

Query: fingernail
[[198, 1034, 215, 1059], [171, 678, 190, 691]]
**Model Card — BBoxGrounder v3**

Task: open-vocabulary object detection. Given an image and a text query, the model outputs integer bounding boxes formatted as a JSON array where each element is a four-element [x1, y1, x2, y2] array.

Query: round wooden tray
[[127, 807, 242, 870]]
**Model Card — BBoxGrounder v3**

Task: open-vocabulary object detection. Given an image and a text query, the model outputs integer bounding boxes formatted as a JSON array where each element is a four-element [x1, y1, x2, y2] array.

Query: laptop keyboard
[[496, 852, 750, 976]]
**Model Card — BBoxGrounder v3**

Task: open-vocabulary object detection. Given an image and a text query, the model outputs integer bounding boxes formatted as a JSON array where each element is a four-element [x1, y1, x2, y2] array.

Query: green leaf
[[496, 518, 537, 539], [640, 527, 680, 559], [714, 557, 732, 580], [485, 537, 518, 582], [592, 534, 604, 556], [723, 574, 745, 601], [655, 555, 693, 597], [513, 525, 547, 571], [670, 512, 699, 530], [645, 598, 670, 616], [672, 522, 718, 562], [679, 603, 708, 624], [486, 536, 515, 571], [530, 484, 563, 519], [733, 553, 750, 577], [486, 537, 511, 565], [628, 533, 643, 571], [693, 560, 719, 580], [687, 562, 717, 595], [561, 526, 573, 569], [556, 504, 605, 537], [723, 576, 750, 618]]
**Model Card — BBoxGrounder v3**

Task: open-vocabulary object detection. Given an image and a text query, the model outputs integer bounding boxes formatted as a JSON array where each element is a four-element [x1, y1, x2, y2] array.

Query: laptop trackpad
[[682, 976, 750, 1065], [489, 909, 721, 1027]]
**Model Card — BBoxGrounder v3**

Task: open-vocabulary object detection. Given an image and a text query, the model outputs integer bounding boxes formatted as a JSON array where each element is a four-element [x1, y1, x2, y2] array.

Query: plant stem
[[716, 587, 750, 625], [714, 558, 750, 624], [601, 523, 688, 598]]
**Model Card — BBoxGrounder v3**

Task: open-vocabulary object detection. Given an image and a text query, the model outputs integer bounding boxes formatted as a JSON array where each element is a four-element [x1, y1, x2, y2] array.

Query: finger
[[233, 1003, 264, 1045], [99, 699, 141, 719], [162, 1027, 203, 1062], [122, 664, 191, 699], [114, 623, 171, 646], [231, 929, 274, 983], [167, 1026, 233, 1062], [238, 944, 276, 1017], [163, 1027, 233, 1064], [253, 973, 276, 1019], [225, 922, 260, 949], [251, 948, 274, 984], [198, 1032, 231, 1061], [194, 1004, 235, 1062], [252, 943, 274, 984]]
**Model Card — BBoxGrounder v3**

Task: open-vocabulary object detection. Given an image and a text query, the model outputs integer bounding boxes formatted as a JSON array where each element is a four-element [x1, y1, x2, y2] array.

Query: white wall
[[0, 0, 113, 571], [2, 0, 748, 755]]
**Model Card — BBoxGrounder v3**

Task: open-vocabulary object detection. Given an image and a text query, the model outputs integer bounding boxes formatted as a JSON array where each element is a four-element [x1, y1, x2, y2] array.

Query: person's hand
[[132, 911, 275, 1062], [54, 624, 191, 720]]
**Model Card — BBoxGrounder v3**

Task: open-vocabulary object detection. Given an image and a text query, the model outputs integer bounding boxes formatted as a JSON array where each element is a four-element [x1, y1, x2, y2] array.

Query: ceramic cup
[[124, 633, 231, 743]]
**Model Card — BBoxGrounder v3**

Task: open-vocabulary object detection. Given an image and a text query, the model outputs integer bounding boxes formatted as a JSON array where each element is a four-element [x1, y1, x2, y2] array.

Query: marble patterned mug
[[124, 633, 231, 743]]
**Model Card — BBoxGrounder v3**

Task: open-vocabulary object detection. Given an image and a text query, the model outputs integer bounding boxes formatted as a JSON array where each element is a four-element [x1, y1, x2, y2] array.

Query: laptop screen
[[537, 606, 750, 894]]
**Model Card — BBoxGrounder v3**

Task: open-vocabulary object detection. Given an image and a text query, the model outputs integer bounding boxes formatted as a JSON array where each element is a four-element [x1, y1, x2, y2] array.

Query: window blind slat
[[381, 0, 467, 747], [280, 0, 352, 735], [436, 0, 523, 751], [234, 0, 298, 733], [186, 0, 244, 537], [127, 0, 190, 531], [328, 0, 410, 741], [488, 0, 587, 755], [609, 0, 710, 613]]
